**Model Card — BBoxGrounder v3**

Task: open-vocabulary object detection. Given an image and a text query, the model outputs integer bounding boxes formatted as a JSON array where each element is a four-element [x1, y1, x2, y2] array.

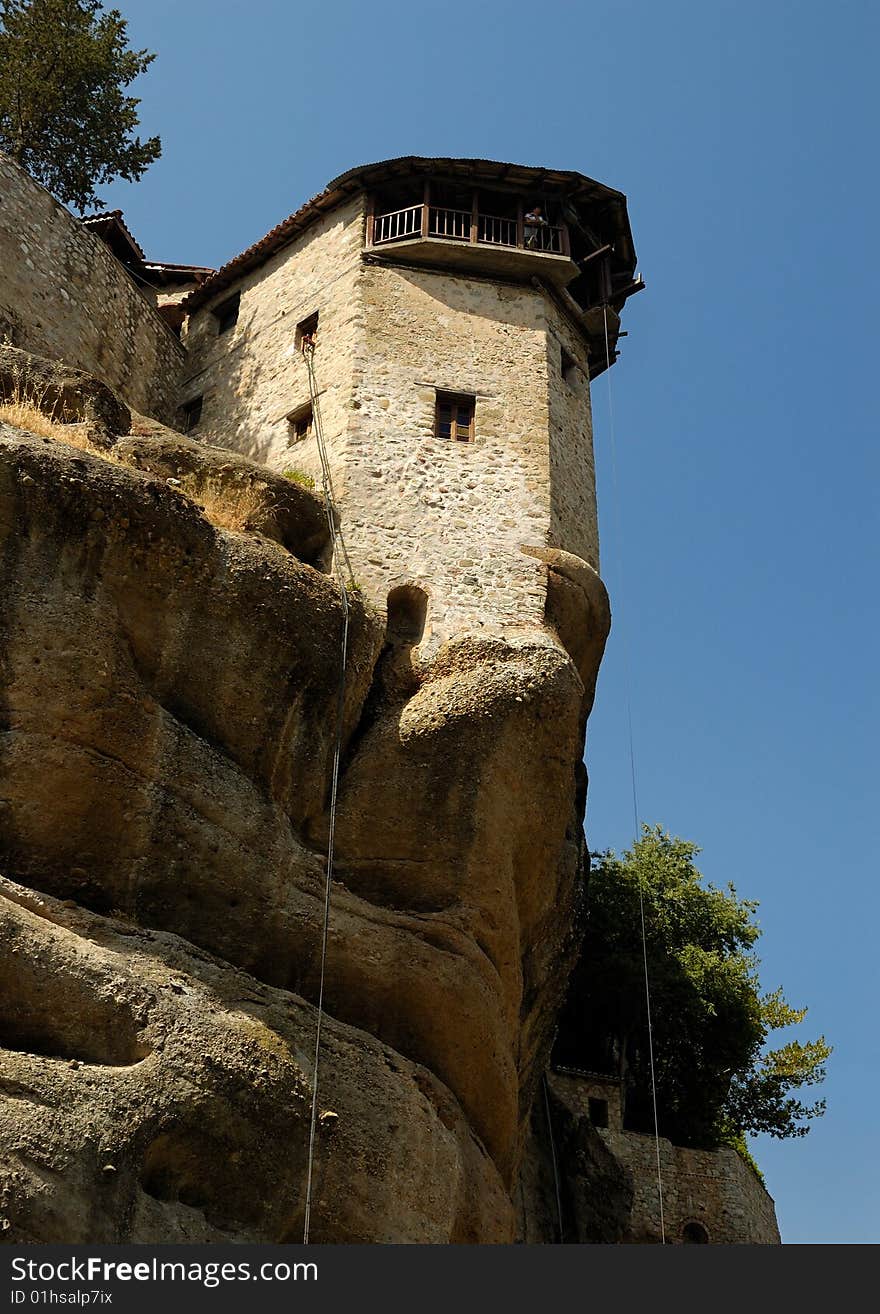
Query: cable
[[601, 304, 665, 1244], [543, 1074, 565, 1244], [301, 341, 353, 1245]]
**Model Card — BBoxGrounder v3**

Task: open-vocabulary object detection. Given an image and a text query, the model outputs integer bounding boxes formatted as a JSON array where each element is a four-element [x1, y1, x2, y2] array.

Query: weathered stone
[[0, 878, 511, 1244], [0, 343, 131, 437], [0, 420, 607, 1239], [115, 413, 329, 564], [0, 154, 182, 422]]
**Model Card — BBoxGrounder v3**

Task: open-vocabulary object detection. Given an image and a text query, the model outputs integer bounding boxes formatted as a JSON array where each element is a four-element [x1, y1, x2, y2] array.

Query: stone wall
[[544, 297, 599, 572], [347, 262, 553, 647], [606, 1128, 780, 1244], [0, 153, 183, 421], [182, 212, 604, 654], [538, 1073, 781, 1244], [180, 196, 365, 482]]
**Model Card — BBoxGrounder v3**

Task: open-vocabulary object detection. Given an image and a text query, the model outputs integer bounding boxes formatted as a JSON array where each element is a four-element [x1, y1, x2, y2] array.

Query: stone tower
[[180, 157, 641, 653]]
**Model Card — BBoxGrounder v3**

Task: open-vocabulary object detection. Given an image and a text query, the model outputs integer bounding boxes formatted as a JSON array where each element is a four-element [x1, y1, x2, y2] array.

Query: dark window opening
[[682, 1222, 709, 1244], [588, 1097, 609, 1129], [386, 585, 428, 646], [561, 346, 578, 386], [435, 391, 475, 443], [213, 292, 240, 335], [288, 403, 313, 443], [158, 303, 185, 338], [181, 396, 203, 433], [296, 311, 319, 351]]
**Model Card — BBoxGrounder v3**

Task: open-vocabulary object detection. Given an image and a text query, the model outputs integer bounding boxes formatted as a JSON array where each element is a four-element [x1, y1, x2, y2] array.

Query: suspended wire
[[601, 305, 666, 1244], [301, 343, 352, 1245], [543, 1074, 565, 1244]]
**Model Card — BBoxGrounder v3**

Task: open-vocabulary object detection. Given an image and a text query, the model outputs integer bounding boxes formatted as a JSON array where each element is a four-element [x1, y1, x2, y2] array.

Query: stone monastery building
[[1, 153, 643, 652], [178, 157, 643, 648]]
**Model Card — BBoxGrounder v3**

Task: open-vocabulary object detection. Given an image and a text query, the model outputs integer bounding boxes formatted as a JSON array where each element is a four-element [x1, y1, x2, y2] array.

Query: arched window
[[386, 585, 428, 646], [682, 1221, 709, 1244]]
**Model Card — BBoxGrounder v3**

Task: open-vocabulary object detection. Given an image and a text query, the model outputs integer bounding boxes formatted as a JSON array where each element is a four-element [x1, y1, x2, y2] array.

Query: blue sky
[[104, 0, 878, 1243]]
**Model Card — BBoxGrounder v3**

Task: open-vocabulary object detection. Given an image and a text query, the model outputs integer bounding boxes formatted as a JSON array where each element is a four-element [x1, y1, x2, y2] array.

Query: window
[[560, 346, 578, 386], [288, 403, 313, 443], [435, 391, 475, 443], [682, 1222, 709, 1244], [387, 585, 428, 646], [295, 311, 319, 351], [213, 291, 240, 335], [181, 396, 203, 433], [588, 1097, 609, 1129]]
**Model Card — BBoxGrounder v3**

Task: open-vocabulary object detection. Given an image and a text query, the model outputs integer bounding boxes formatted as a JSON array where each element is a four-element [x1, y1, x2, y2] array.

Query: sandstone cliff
[[0, 349, 610, 1243]]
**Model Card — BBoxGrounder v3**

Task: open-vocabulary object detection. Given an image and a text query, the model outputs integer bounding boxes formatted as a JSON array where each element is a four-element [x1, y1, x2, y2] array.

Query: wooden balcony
[[367, 200, 579, 288]]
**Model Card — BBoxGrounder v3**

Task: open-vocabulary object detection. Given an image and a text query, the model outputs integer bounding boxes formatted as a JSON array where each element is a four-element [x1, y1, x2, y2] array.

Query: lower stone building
[[517, 1069, 780, 1244]]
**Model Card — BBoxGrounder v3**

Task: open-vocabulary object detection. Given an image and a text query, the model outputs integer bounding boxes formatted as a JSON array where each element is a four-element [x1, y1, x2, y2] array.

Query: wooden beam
[[579, 242, 613, 267], [365, 194, 375, 248], [421, 179, 430, 238]]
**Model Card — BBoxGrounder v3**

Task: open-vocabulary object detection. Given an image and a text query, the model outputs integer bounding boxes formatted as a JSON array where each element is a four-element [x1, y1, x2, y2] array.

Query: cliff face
[[0, 351, 610, 1243]]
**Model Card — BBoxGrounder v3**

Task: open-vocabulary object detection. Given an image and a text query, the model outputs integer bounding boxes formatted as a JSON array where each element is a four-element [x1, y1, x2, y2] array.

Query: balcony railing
[[478, 212, 517, 246], [373, 205, 422, 244], [370, 202, 567, 255], [428, 205, 470, 240]]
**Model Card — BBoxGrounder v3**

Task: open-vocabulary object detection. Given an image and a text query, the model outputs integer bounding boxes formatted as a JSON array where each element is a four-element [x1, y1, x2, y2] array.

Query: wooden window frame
[[435, 390, 475, 443], [181, 395, 203, 433], [288, 402, 313, 443], [295, 311, 319, 351]]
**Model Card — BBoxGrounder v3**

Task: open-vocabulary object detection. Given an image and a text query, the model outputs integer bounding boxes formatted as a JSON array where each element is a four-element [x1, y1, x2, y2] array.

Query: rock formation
[[0, 349, 610, 1243]]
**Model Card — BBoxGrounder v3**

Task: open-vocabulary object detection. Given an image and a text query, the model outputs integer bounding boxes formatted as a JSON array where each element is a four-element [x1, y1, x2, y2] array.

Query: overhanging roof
[[183, 156, 638, 312], [81, 209, 145, 268]]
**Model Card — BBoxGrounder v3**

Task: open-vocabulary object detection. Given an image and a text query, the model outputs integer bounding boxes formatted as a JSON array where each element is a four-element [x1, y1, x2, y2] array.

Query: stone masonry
[[547, 1072, 781, 1244], [182, 179, 603, 654], [180, 197, 364, 481], [0, 152, 183, 422]]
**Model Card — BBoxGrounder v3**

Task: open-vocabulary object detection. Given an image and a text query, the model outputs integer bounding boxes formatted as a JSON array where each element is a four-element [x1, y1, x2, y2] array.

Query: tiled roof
[[81, 209, 146, 264]]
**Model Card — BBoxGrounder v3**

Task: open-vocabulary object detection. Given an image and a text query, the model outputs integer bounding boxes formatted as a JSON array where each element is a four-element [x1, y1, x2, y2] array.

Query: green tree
[[555, 825, 830, 1152], [0, 0, 160, 211]]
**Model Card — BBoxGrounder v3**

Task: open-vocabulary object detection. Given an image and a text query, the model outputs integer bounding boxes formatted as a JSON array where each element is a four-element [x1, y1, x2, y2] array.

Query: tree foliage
[[554, 826, 830, 1149], [0, 0, 160, 211]]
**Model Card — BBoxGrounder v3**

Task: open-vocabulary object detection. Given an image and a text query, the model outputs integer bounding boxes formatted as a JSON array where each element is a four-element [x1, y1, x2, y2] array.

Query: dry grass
[[0, 376, 115, 460], [195, 482, 280, 535], [0, 396, 69, 440]]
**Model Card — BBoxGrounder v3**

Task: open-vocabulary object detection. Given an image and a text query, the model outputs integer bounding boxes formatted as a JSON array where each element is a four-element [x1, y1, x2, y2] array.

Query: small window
[[296, 311, 319, 351], [288, 403, 313, 443], [387, 585, 428, 646], [560, 346, 578, 386], [435, 391, 475, 443], [181, 396, 203, 433], [213, 292, 240, 335], [682, 1222, 709, 1244], [588, 1097, 609, 1129]]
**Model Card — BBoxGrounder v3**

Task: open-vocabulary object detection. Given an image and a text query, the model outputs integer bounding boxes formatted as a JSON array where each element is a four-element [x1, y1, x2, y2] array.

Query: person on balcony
[[524, 205, 548, 249]]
